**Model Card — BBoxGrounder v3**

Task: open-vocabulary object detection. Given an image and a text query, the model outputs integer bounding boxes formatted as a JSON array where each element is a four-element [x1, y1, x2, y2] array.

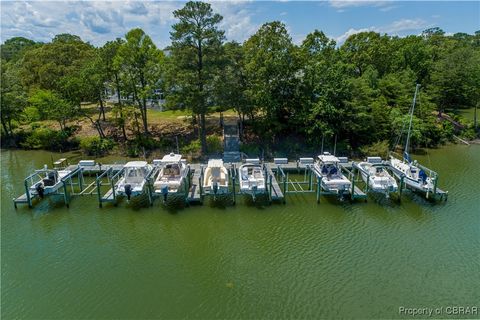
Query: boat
[[115, 161, 153, 200], [387, 84, 436, 196], [238, 161, 265, 200], [153, 153, 188, 196], [29, 165, 74, 198], [203, 159, 229, 196], [313, 152, 351, 195], [356, 157, 398, 197]]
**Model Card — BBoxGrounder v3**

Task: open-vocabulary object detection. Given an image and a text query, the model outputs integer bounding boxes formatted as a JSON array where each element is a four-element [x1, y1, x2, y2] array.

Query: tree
[[213, 41, 250, 137], [1, 59, 27, 137], [101, 39, 128, 141], [430, 45, 480, 111], [20, 33, 93, 92], [116, 28, 162, 135], [168, 1, 225, 154], [243, 21, 301, 141], [0, 37, 37, 61], [28, 89, 77, 131], [340, 31, 394, 77]]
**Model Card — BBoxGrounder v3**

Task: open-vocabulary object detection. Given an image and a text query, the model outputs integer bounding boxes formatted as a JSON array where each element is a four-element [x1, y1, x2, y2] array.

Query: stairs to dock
[[223, 123, 241, 163]]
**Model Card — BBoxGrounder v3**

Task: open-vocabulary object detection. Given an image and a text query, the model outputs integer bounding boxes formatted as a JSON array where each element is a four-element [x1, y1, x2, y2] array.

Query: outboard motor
[[161, 186, 169, 202], [35, 183, 45, 198], [125, 184, 132, 201], [213, 181, 219, 195]]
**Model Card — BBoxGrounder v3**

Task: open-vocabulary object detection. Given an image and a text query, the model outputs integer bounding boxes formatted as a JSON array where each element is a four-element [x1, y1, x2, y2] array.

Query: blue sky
[[1, 1, 479, 48]]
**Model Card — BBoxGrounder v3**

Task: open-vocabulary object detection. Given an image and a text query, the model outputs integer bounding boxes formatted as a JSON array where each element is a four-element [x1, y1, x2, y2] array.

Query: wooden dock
[[265, 164, 284, 201], [187, 164, 203, 203], [68, 163, 125, 174]]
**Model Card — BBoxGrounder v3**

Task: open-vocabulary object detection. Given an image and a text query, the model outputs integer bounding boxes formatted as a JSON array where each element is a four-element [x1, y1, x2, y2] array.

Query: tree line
[[1, 1, 479, 157]]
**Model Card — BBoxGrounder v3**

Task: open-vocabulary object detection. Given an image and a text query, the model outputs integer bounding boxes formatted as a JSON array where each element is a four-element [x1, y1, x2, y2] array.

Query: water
[[1, 146, 479, 319]]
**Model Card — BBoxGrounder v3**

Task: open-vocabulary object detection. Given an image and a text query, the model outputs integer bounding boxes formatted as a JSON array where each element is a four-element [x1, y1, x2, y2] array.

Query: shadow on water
[[204, 194, 235, 209], [242, 194, 271, 210]]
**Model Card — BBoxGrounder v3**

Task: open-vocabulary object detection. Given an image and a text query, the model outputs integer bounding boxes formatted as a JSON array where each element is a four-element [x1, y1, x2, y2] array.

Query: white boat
[[387, 84, 436, 196], [29, 165, 74, 198], [357, 158, 398, 196], [203, 159, 229, 196], [313, 152, 351, 195], [389, 157, 434, 193], [153, 153, 187, 194], [238, 162, 265, 199], [115, 161, 153, 200]]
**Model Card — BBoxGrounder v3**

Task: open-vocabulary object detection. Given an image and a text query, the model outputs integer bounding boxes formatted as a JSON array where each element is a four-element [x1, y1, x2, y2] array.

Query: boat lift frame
[[13, 165, 84, 208]]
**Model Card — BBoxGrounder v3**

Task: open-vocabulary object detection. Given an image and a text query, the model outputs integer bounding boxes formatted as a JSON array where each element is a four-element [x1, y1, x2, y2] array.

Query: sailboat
[[388, 84, 436, 196], [356, 157, 398, 197]]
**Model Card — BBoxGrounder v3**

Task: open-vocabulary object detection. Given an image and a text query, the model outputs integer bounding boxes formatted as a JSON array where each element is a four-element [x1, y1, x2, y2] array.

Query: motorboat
[[29, 165, 74, 198], [313, 152, 351, 195], [357, 157, 398, 197], [153, 153, 188, 195], [203, 159, 229, 196], [115, 161, 153, 200], [238, 162, 265, 199]]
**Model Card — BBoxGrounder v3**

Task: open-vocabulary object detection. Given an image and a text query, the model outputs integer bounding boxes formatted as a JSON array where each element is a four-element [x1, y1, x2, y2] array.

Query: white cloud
[[0, 1, 260, 47], [329, 0, 390, 9], [383, 18, 427, 33], [335, 27, 376, 43], [335, 18, 428, 43]]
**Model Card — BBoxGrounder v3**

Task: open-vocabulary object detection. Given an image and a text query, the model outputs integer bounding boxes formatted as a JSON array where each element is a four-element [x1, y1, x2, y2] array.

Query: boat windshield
[[163, 164, 181, 177], [321, 163, 338, 176], [125, 167, 148, 183]]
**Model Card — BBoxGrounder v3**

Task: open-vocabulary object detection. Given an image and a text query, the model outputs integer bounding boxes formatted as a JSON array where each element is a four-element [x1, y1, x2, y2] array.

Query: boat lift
[[13, 164, 84, 208]]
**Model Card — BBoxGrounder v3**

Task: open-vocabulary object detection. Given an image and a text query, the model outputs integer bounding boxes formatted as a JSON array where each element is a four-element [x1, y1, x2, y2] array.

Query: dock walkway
[[187, 164, 203, 203]]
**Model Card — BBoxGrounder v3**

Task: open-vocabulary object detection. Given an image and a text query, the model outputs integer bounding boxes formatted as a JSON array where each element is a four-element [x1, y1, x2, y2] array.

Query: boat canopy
[[161, 153, 182, 163], [207, 159, 224, 168], [125, 161, 148, 168], [318, 154, 340, 164]]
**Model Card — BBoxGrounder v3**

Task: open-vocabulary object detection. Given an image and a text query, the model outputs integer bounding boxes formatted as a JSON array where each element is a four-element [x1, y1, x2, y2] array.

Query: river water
[[1, 145, 479, 319]]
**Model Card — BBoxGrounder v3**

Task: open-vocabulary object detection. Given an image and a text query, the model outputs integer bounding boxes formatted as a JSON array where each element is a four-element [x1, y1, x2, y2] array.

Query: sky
[[1, 1, 479, 48]]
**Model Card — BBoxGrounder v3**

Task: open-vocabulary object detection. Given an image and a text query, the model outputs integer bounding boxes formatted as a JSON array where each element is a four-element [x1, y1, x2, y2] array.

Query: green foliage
[[21, 106, 41, 122], [360, 141, 390, 158], [206, 135, 223, 154], [80, 137, 114, 156], [243, 21, 301, 138], [181, 139, 202, 157], [167, 1, 225, 154], [28, 89, 77, 130], [20, 127, 78, 151]]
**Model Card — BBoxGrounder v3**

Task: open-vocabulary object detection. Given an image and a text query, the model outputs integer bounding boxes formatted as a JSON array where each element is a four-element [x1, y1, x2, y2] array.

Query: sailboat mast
[[405, 84, 420, 154]]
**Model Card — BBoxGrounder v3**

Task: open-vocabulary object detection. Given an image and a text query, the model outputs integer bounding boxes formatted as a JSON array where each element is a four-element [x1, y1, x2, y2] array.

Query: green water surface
[[1, 145, 479, 319]]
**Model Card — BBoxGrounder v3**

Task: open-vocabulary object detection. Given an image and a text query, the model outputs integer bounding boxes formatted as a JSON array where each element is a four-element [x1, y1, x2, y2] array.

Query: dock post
[[96, 177, 102, 208], [78, 168, 84, 192], [110, 177, 116, 204], [316, 177, 321, 203], [232, 175, 236, 205], [269, 174, 273, 203], [308, 167, 313, 191], [286, 172, 289, 193], [25, 178, 32, 208], [351, 175, 355, 201], [399, 175, 404, 201], [63, 181, 69, 208]]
